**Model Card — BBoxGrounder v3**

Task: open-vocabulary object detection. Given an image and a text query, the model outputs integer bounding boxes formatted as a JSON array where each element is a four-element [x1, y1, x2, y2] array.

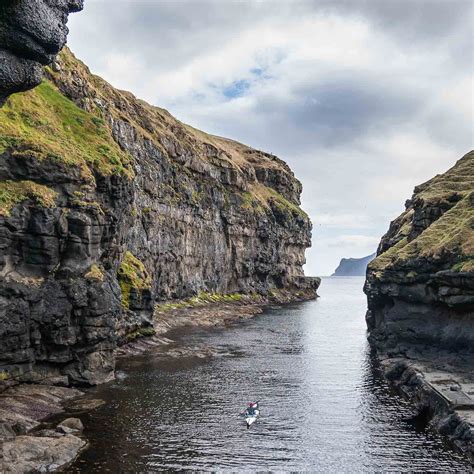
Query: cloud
[[66, 0, 473, 275]]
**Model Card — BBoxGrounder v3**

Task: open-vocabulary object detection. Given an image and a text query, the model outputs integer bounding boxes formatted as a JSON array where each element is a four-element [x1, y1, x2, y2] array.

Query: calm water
[[71, 277, 470, 472]]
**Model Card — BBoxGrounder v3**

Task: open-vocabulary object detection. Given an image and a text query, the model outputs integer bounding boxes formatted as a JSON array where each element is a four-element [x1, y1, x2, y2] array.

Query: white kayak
[[242, 401, 260, 428], [245, 409, 260, 428]]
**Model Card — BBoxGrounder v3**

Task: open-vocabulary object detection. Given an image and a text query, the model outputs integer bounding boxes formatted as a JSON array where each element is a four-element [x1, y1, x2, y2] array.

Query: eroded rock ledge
[[364, 151, 474, 460]]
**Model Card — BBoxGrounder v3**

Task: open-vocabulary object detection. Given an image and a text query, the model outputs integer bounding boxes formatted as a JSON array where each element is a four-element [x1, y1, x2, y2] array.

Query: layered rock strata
[[365, 151, 474, 459], [0, 0, 83, 105], [0, 48, 318, 386], [365, 151, 473, 353]]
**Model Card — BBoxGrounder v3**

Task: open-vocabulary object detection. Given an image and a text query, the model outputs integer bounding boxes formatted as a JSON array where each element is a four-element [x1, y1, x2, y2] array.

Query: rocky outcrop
[[364, 151, 474, 459], [380, 358, 473, 462], [364, 151, 473, 354], [0, 48, 318, 386], [332, 253, 375, 276], [0, 0, 83, 105]]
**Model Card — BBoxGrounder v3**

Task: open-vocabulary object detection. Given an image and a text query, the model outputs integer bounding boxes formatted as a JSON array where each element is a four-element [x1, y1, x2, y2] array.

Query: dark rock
[[365, 152, 474, 461], [0, 0, 83, 105], [364, 151, 474, 355], [0, 48, 319, 386]]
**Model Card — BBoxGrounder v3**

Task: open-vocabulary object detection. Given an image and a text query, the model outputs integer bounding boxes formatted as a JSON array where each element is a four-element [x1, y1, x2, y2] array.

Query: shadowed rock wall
[[0, 49, 318, 385], [364, 151, 474, 356]]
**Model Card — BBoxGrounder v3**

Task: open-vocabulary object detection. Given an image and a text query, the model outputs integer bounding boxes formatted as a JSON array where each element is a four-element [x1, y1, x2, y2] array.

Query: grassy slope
[[370, 151, 474, 274], [0, 48, 307, 222]]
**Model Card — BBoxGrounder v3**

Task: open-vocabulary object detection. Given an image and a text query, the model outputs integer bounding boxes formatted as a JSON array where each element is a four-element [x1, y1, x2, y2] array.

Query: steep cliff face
[[0, 49, 317, 385], [364, 151, 474, 355]]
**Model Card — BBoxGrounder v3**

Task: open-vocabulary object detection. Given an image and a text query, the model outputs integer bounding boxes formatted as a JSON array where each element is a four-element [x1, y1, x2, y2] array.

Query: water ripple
[[71, 278, 470, 472]]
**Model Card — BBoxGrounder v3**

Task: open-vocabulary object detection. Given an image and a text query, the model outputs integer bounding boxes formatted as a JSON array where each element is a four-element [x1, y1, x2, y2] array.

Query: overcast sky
[[67, 0, 473, 276]]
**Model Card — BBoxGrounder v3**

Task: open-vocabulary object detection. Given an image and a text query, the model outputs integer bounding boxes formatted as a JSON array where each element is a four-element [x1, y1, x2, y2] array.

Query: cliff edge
[[364, 151, 473, 354], [364, 151, 474, 460], [0, 48, 318, 386]]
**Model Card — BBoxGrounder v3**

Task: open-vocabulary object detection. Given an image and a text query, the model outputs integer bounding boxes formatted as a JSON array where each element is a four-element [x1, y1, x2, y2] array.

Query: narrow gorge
[[0, 0, 472, 470], [0, 48, 318, 387]]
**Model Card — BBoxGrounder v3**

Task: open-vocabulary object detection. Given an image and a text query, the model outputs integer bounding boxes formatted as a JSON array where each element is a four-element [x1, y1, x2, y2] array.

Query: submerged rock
[[56, 417, 84, 434]]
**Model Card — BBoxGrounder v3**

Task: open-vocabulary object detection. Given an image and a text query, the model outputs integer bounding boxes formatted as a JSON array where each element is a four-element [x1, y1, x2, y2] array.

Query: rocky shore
[[379, 357, 473, 463], [365, 151, 474, 461], [0, 286, 319, 472]]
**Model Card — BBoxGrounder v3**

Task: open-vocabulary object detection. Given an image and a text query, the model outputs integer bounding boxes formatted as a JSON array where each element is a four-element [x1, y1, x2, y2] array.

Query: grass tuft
[[0, 180, 57, 216]]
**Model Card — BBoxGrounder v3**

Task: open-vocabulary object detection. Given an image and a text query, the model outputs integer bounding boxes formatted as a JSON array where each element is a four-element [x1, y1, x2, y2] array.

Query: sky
[[67, 0, 473, 276]]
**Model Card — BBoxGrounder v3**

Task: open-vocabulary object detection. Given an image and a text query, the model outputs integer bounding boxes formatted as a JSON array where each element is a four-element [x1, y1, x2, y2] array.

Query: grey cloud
[[316, 0, 472, 43], [66, 0, 472, 275]]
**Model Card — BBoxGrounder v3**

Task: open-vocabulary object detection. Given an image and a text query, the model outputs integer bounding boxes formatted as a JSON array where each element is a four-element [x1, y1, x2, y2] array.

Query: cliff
[[332, 253, 375, 277], [364, 152, 474, 460], [0, 48, 318, 386], [364, 151, 473, 355]]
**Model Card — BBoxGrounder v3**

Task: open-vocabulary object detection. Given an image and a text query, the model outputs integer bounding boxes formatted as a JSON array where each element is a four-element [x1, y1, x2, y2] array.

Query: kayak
[[245, 409, 260, 428], [241, 401, 260, 428]]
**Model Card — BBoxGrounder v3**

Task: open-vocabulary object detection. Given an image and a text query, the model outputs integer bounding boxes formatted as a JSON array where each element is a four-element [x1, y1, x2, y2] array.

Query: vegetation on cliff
[[369, 151, 474, 276], [0, 80, 133, 181], [0, 179, 57, 216], [118, 251, 152, 309], [0, 46, 316, 387]]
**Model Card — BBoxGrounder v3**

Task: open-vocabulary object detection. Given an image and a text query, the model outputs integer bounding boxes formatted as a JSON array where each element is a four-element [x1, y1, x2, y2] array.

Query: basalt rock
[[0, 0, 83, 105], [0, 48, 318, 386], [364, 150, 474, 357]]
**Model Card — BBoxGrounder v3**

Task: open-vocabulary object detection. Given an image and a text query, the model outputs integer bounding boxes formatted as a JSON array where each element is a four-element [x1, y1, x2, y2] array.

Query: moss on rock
[[0, 180, 57, 216], [0, 81, 133, 181], [118, 251, 152, 309], [85, 264, 104, 282]]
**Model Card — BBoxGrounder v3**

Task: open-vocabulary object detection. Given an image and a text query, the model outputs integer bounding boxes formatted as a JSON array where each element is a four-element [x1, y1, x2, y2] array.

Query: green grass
[[371, 193, 473, 274], [0, 81, 133, 180], [117, 251, 152, 309], [154, 291, 247, 314], [0, 180, 57, 216], [125, 326, 156, 342], [369, 152, 474, 276]]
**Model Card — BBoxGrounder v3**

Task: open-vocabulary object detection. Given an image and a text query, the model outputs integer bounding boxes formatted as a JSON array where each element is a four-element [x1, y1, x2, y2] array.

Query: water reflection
[[71, 278, 470, 472]]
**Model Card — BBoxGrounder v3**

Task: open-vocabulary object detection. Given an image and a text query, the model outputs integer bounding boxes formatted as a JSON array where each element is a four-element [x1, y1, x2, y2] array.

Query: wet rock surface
[[0, 384, 88, 472], [380, 357, 474, 463], [1, 433, 86, 473]]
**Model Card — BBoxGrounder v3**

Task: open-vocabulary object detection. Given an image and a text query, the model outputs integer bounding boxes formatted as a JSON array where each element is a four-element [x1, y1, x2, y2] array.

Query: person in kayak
[[246, 402, 257, 416]]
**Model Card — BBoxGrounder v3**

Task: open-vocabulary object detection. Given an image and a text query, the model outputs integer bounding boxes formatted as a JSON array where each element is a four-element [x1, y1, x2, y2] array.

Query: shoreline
[[0, 288, 318, 472], [377, 355, 474, 464]]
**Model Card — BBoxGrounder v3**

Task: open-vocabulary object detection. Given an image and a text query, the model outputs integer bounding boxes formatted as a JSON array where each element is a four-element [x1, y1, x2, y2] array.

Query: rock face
[[0, 49, 318, 386], [364, 152, 473, 459], [0, 0, 83, 105], [332, 253, 375, 277], [364, 151, 474, 355]]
